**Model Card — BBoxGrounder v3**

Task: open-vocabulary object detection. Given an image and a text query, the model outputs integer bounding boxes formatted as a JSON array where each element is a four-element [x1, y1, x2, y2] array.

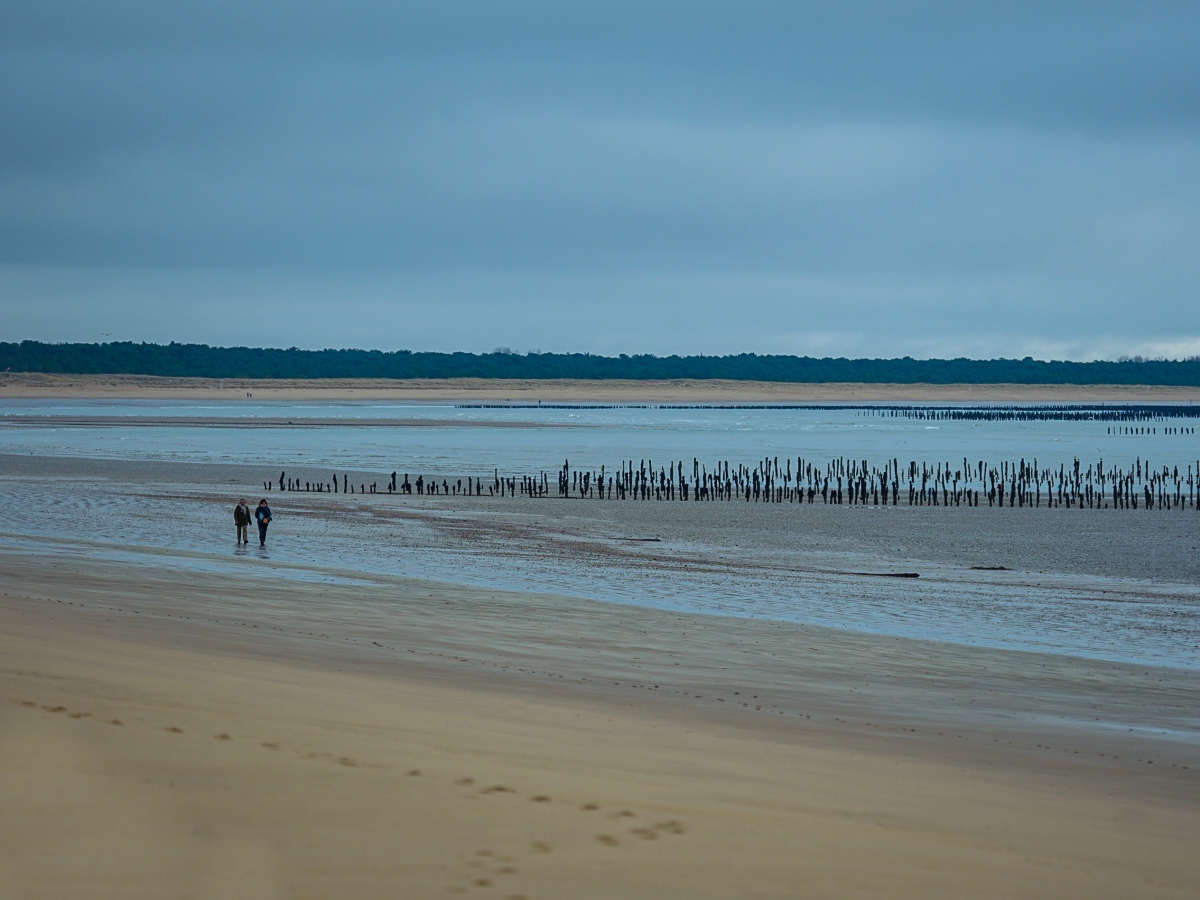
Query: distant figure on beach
[[255, 499, 272, 547], [234, 498, 251, 545]]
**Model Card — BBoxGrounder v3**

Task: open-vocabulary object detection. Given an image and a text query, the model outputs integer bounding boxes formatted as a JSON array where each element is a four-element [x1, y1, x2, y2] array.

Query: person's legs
[[237, 524, 247, 544], [258, 522, 268, 546]]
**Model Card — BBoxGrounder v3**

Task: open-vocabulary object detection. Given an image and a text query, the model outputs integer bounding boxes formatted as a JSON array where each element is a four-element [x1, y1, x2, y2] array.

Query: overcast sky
[[2, 1, 1198, 358]]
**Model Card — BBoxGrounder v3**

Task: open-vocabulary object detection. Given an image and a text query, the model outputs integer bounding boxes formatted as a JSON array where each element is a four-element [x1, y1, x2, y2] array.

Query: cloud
[[1, 1, 1198, 357]]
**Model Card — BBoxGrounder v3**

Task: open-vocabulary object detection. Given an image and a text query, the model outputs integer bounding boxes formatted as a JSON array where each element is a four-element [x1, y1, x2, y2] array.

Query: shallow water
[[3, 399, 1199, 670], [2, 399, 1197, 476], [2, 473, 1198, 671]]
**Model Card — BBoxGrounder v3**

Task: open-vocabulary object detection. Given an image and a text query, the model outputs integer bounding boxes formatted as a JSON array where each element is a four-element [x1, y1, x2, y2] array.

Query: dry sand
[[2, 547, 1198, 899], [4, 371, 1200, 403]]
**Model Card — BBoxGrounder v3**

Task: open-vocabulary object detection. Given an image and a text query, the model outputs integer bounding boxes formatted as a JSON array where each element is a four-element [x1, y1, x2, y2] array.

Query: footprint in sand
[[109, 719, 123, 726], [262, 742, 279, 750], [531, 842, 552, 853], [597, 835, 619, 846], [630, 827, 658, 840], [655, 820, 686, 835], [19, 701, 36, 707], [450, 849, 523, 895], [581, 802, 600, 811], [454, 777, 475, 786], [481, 785, 514, 794], [165, 726, 184, 733], [43, 705, 67, 713], [472, 850, 518, 876], [214, 733, 231, 740], [530, 795, 550, 802]]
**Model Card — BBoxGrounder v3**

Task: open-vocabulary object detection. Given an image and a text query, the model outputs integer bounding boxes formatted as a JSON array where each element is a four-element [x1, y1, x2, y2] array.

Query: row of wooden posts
[[264, 454, 1200, 511], [459, 402, 1200, 426], [857, 406, 1200, 425]]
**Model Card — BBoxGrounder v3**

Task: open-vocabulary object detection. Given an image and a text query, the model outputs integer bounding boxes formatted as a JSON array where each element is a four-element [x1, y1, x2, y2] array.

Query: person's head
[[259, 499, 268, 506], [239, 498, 246, 505]]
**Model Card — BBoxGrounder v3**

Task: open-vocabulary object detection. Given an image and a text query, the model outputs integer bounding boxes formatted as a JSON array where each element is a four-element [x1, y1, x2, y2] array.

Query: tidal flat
[[1, 399, 1198, 897]]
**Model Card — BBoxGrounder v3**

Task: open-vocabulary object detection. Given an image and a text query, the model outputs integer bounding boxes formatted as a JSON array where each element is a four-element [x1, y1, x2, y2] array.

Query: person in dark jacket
[[234, 498, 251, 545], [255, 499, 272, 547]]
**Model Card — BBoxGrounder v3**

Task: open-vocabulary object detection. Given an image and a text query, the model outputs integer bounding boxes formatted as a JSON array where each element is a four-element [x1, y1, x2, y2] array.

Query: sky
[[2, 1, 1198, 359]]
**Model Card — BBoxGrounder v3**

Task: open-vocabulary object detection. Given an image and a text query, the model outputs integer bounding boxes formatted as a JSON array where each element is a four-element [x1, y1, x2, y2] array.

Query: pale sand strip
[[4, 371, 1200, 402], [0, 415, 583, 428], [1, 550, 1197, 898]]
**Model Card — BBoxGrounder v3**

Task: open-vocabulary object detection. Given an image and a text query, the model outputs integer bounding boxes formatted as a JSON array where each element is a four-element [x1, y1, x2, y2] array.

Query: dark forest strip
[[4, 341, 1200, 385]]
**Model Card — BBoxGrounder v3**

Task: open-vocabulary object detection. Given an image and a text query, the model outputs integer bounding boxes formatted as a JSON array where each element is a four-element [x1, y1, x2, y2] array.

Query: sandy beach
[[7, 1, 1199, 895], [3, 547, 1199, 900], [2, 443, 1199, 898], [2, 444, 1200, 899], [4, 371, 1200, 403]]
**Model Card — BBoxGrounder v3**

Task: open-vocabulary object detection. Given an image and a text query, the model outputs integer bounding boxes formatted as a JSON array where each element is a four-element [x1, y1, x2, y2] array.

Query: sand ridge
[[4, 371, 1200, 402]]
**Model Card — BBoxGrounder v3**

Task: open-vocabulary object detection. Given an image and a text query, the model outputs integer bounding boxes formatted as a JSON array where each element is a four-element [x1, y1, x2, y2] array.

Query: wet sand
[[4, 371, 1200, 403], [4, 451, 1199, 619], [3, 449, 1200, 676]]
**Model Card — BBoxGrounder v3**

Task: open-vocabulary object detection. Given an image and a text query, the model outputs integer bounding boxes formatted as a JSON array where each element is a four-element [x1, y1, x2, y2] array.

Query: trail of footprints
[[440, 776, 686, 894], [13, 697, 689, 897]]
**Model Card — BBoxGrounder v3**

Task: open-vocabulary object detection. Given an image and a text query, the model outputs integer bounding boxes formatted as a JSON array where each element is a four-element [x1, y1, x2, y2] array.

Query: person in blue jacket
[[255, 499, 272, 547]]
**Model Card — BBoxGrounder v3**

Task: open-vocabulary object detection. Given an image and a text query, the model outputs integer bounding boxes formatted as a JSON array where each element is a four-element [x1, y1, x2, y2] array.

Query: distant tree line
[[2, 341, 1200, 385]]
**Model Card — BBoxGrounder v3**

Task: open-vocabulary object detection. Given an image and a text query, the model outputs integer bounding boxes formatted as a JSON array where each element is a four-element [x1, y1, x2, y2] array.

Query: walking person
[[255, 499, 272, 547], [234, 498, 251, 545]]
